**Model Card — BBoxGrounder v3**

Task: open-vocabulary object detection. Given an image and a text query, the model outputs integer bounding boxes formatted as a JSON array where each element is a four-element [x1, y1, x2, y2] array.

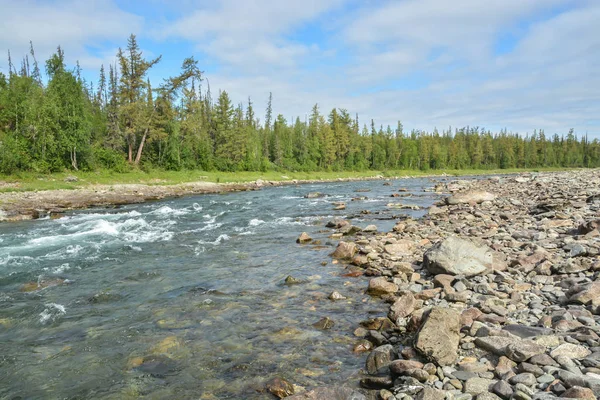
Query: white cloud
[[0, 0, 143, 71]]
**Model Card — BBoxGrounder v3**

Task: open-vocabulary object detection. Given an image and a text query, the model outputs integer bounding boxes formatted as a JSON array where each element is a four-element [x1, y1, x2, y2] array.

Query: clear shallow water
[[0, 178, 440, 399]]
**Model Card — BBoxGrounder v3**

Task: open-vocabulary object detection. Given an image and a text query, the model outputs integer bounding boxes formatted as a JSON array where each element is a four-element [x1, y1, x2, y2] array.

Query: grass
[[0, 166, 578, 193]]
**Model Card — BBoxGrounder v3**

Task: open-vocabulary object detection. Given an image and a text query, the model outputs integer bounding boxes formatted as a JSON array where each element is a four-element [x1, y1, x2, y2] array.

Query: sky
[[1, 0, 598, 136]]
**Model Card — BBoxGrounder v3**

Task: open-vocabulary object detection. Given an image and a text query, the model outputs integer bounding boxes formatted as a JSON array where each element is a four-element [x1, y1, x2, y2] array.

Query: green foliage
[[1, 36, 599, 177]]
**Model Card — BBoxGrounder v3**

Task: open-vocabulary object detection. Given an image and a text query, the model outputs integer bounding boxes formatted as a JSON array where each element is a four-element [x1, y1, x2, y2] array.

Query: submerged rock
[[265, 377, 295, 398], [286, 386, 366, 400], [313, 317, 335, 330]]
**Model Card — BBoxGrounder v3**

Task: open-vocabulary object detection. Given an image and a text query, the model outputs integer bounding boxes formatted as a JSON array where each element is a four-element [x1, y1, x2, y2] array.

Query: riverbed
[[0, 178, 443, 399]]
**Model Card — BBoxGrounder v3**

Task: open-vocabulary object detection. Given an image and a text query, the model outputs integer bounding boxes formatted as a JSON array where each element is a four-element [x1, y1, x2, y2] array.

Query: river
[[0, 177, 442, 399]]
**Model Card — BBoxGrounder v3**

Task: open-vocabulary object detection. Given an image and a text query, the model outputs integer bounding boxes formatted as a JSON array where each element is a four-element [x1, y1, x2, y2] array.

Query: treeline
[[1, 35, 599, 174]]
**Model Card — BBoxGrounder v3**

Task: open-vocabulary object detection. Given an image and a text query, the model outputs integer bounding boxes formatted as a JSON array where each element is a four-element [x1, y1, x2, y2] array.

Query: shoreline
[[320, 169, 600, 399], [0, 169, 576, 223]]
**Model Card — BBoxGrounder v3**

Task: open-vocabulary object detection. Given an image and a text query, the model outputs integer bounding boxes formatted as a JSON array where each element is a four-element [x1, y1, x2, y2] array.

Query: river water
[[0, 178, 442, 399]]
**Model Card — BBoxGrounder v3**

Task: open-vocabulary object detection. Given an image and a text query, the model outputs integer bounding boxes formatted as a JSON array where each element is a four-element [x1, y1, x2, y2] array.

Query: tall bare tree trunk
[[134, 128, 148, 165]]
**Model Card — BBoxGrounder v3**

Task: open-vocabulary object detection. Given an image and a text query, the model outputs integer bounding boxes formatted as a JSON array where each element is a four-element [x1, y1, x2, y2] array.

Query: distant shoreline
[[0, 168, 579, 222]]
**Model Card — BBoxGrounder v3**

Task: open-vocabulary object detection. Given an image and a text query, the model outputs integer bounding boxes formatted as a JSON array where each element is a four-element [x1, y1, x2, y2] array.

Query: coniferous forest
[[1, 35, 599, 175]]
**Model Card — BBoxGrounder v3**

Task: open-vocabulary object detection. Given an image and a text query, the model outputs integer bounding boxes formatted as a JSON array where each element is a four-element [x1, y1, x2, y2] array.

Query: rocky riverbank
[[318, 170, 600, 400]]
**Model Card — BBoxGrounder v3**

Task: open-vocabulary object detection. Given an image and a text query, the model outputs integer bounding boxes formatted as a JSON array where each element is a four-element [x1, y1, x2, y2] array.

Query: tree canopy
[[1, 35, 598, 174]]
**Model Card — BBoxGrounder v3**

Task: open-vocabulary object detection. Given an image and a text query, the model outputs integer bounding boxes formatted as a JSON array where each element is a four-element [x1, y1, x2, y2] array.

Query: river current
[[0, 178, 442, 399]]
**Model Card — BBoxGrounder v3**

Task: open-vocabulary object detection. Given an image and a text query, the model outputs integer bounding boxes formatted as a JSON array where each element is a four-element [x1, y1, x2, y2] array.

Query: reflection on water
[[0, 178, 438, 399]]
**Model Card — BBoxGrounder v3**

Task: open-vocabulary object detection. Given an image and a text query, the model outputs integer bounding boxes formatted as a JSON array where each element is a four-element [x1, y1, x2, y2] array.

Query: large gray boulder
[[446, 190, 495, 205], [423, 236, 494, 277], [415, 307, 460, 366]]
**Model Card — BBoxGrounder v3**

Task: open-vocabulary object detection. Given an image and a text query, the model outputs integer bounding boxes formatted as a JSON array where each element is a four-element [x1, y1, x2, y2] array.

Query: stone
[[384, 240, 415, 256], [423, 236, 495, 277], [478, 394, 502, 400], [367, 277, 398, 296], [446, 191, 496, 205], [313, 317, 334, 330], [505, 341, 546, 362], [492, 380, 514, 399], [551, 343, 592, 360], [328, 291, 346, 301], [464, 377, 495, 395], [363, 224, 377, 232], [305, 192, 325, 199], [416, 387, 446, 400], [326, 218, 349, 228], [389, 292, 416, 321], [569, 282, 600, 306], [561, 386, 596, 399], [331, 241, 357, 259], [365, 344, 396, 374], [286, 386, 366, 400], [285, 276, 302, 285], [359, 375, 393, 389], [265, 377, 295, 398], [390, 359, 424, 375], [415, 307, 461, 366], [296, 232, 312, 243], [509, 373, 537, 387]]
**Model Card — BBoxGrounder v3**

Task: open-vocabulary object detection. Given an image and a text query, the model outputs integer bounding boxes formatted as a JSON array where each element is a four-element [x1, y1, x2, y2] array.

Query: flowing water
[[0, 178, 442, 399]]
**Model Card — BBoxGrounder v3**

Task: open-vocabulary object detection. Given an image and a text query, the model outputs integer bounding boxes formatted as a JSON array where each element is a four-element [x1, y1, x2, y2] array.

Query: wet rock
[[446, 191, 495, 205], [365, 344, 396, 374], [313, 317, 334, 330], [331, 241, 357, 259], [296, 232, 312, 243], [367, 277, 398, 296], [265, 377, 295, 398], [20, 278, 67, 292], [326, 217, 349, 229], [415, 307, 461, 366], [360, 375, 393, 389], [305, 192, 325, 199], [284, 276, 302, 285], [423, 236, 494, 276], [136, 355, 179, 377], [88, 291, 122, 303], [328, 291, 346, 301], [353, 339, 373, 353]]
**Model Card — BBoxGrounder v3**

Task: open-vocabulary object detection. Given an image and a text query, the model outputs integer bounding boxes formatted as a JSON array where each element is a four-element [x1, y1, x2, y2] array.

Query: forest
[[0, 34, 598, 175]]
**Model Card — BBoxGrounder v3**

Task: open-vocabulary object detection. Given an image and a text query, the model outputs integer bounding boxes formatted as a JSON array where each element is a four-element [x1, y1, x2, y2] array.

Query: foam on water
[[150, 206, 189, 217], [193, 203, 203, 211], [39, 303, 66, 324], [198, 234, 231, 246], [43, 263, 71, 274], [248, 219, 264, 227]]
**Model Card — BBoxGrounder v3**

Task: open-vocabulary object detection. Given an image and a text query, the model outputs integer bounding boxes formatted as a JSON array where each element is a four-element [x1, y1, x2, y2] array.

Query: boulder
[[446, 190, 495, 205], [551, 343, 591, 360], [365, 344, 396, 374], [296, 232, 312, 243], [416, 387, 446, 400], [388, 292, 416, 321], [423, 236, 494, 276], [367, 277, 398, 296], [331, 242, 357, 260], [568, 282, 600, 306], [384, 240, 415, 256], [415, 307, 460, 366]]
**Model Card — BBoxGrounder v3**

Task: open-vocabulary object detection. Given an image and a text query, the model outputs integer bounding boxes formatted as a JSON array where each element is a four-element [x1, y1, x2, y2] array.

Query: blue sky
[[1, 0, 598, 136]]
